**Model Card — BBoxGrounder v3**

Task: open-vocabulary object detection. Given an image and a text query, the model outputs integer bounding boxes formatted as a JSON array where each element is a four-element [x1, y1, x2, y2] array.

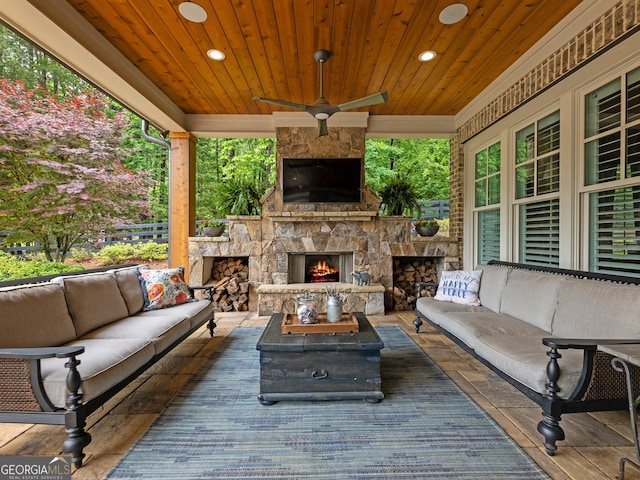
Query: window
[[477, 209, 500, 264], [515, 111, 560, 267], [474, 142, 501, 263], [475, 142, 501, 207], [589, 187, 640, 277], [584, 66, 640, 276], [515, 111, 560, 198], [519, 199, 560, 266]]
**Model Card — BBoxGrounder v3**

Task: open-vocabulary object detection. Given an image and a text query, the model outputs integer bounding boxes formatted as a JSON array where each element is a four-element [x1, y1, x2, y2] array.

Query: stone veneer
[[189, 125, 460, 315]]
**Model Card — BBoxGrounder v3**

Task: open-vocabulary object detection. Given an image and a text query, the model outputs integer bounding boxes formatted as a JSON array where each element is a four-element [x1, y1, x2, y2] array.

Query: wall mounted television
[[282, 157, 363, 204]]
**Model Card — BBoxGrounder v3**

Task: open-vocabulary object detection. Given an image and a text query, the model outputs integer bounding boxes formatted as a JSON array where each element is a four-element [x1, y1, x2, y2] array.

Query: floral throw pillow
[[137, 266, 193, 311], [434, 270, 483, 306]]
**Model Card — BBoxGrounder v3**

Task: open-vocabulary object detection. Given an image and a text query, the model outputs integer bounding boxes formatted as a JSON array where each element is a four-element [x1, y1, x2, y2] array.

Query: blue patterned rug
[[105, 327, 549, 479]]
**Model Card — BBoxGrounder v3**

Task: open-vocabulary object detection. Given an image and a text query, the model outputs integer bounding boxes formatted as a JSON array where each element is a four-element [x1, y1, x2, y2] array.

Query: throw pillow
[[434, 269, 482, 306], [137, 266, 193, 311]]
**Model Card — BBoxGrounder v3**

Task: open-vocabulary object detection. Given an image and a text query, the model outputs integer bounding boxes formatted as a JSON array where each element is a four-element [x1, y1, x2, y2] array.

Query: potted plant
[[377, 174, 421, 217], [414, 218, 440, 237], [200, 220, 226, 237]]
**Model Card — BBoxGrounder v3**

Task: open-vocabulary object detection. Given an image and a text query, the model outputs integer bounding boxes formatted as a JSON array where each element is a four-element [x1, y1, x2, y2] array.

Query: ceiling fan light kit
[[253, 50, 388, 137]]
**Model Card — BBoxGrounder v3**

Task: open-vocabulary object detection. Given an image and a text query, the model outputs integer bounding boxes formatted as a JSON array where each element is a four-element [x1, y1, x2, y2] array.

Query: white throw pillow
[[434, 270, 482, 306]]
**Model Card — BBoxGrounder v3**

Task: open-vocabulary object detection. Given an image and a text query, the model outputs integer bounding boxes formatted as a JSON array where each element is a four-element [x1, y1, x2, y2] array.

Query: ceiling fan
[[253, 50, 388, 137]]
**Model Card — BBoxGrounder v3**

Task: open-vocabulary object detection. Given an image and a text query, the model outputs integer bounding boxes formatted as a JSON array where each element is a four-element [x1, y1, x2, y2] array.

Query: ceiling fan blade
[[253, 96, 309, 111], [318, 118, 328, 137], [337, 90, 388, 112]]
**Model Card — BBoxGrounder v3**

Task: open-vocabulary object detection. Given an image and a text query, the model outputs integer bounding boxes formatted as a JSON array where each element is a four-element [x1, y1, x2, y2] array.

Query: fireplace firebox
[[288, 253, 354, 284]]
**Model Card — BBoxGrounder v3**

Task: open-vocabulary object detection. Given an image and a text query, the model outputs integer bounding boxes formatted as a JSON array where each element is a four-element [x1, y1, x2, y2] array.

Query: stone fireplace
[[188, 124, 460, 315]]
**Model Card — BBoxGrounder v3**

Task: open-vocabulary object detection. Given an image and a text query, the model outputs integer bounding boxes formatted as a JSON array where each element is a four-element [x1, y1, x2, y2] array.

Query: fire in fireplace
[[288, 252, 354, 284], [306, 255, 339, 283]]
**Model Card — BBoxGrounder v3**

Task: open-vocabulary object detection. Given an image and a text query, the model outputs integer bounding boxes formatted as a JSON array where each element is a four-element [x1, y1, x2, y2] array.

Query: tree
[[365, 138, 450, 201], [196, 137, 275, 218], [0, 24, 89, 95], [0, 80, 151, 262]]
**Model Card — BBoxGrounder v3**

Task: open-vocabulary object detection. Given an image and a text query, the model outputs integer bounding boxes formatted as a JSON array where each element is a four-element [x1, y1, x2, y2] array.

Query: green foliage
[[196, 138, 275, 218], [414, 218, 439, 227], [121, 116, 169, 221], [93, 241, 167, 266], [0, 251, 82, 281], [134, 241, 168, 262], [0, 24, 90, 95], [200, 220, 226, 227], [377, 174, 422, 216], [94, 243, 137, 265], [0, 79, 152, 263], [364, 138, 450, 201], [211, 177, 265, 216]]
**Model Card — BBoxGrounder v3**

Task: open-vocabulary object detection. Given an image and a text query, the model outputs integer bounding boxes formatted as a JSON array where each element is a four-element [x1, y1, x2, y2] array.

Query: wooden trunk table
[[256, 311, 384, 405]]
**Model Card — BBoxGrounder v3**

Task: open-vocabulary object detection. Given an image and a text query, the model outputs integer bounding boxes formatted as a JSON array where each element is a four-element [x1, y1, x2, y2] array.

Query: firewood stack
[[210, 258, 249, 312], [392, 258, 438, 310]]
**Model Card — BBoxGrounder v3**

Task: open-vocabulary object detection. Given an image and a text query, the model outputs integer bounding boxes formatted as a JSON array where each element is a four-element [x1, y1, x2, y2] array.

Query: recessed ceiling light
[[178, 2, 208, 23], [439, 3, 468, 25], [418, 51, 437, 62], [207, 49, 226, 61]]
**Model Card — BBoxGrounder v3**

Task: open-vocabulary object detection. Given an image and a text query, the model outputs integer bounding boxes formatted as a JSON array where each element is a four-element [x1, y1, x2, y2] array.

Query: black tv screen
[[282, 157, 362, 203]]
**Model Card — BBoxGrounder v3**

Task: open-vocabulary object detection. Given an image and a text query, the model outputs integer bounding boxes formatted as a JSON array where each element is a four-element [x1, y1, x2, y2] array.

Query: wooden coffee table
[[256, 311, 384, 405]]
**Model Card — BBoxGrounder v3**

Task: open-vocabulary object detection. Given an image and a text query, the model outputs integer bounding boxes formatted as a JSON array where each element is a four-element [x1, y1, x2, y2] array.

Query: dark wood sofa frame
[[414, 260, 640, 457], [0, 265, 215, 468]]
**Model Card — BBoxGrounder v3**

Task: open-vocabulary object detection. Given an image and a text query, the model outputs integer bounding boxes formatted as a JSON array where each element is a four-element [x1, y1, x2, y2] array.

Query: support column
[[168, 132, 197, 279]]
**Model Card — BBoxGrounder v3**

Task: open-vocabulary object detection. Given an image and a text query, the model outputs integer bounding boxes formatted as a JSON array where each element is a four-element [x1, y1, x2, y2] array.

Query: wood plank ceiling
[[61, 0, 583, 118]]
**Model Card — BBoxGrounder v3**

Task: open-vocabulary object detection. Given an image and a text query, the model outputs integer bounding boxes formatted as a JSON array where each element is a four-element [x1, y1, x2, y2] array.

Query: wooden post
[[168, 132, 197, 280]]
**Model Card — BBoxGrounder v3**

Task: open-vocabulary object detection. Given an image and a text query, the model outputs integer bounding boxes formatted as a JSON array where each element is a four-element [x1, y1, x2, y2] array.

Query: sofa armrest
[[0, 346, 85, 412], [0, 345, 85, 360], [540, 338, 640, 403], [543, 338, 640, 350]]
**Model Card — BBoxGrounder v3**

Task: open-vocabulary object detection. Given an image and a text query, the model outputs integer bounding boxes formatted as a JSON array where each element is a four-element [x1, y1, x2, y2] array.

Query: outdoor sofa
[[0, 264, 215, 468], [414, 260, 640, 456]]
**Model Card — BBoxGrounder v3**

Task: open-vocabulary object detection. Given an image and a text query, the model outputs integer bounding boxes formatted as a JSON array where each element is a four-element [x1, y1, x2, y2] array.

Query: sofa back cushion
[[499, 269, 564, 331], [111, 265, 147, 315], [0, 283, 77, 348], [477, 264, 511, 313], [552, 277, 640, 338], [53, 272, 129, 337]]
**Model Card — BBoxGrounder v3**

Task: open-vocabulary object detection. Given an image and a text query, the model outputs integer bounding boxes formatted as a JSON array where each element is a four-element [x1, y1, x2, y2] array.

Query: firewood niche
[[210, 257, 249, 312]]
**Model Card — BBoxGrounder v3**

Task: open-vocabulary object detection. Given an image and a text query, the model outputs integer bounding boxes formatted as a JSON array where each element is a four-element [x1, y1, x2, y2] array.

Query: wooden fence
[[1, 200, 449, 255]]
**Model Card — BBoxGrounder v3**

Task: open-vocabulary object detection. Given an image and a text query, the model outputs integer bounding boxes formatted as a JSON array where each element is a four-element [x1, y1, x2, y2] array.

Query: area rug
[[105, 326, 549, 479]]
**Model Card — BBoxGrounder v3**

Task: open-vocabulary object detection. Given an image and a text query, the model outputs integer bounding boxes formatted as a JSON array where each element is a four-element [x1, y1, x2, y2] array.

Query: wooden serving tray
[[282, 312, 360, 334]]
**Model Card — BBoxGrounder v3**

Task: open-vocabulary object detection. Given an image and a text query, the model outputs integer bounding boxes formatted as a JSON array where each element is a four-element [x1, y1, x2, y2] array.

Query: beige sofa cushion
[[473, 333, 584, 399], [499, 269, 564, 332], [41, 338, 155, 408], [440, 310, 548, 351], [53, 272, 129, 336], [0, 283, 77, 348], [83, 310, 191, 354], [477, 263, 511, 313], [111, 265, 147, 315], [552, 278, 640, 338]]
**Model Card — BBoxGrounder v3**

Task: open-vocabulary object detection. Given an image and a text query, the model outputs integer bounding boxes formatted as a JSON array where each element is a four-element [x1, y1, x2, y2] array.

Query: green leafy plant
[[377, 174, 421, 217], [212, 178, 263, 216], [414, 219, 439, 227], [200, 220, 226, 228]]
